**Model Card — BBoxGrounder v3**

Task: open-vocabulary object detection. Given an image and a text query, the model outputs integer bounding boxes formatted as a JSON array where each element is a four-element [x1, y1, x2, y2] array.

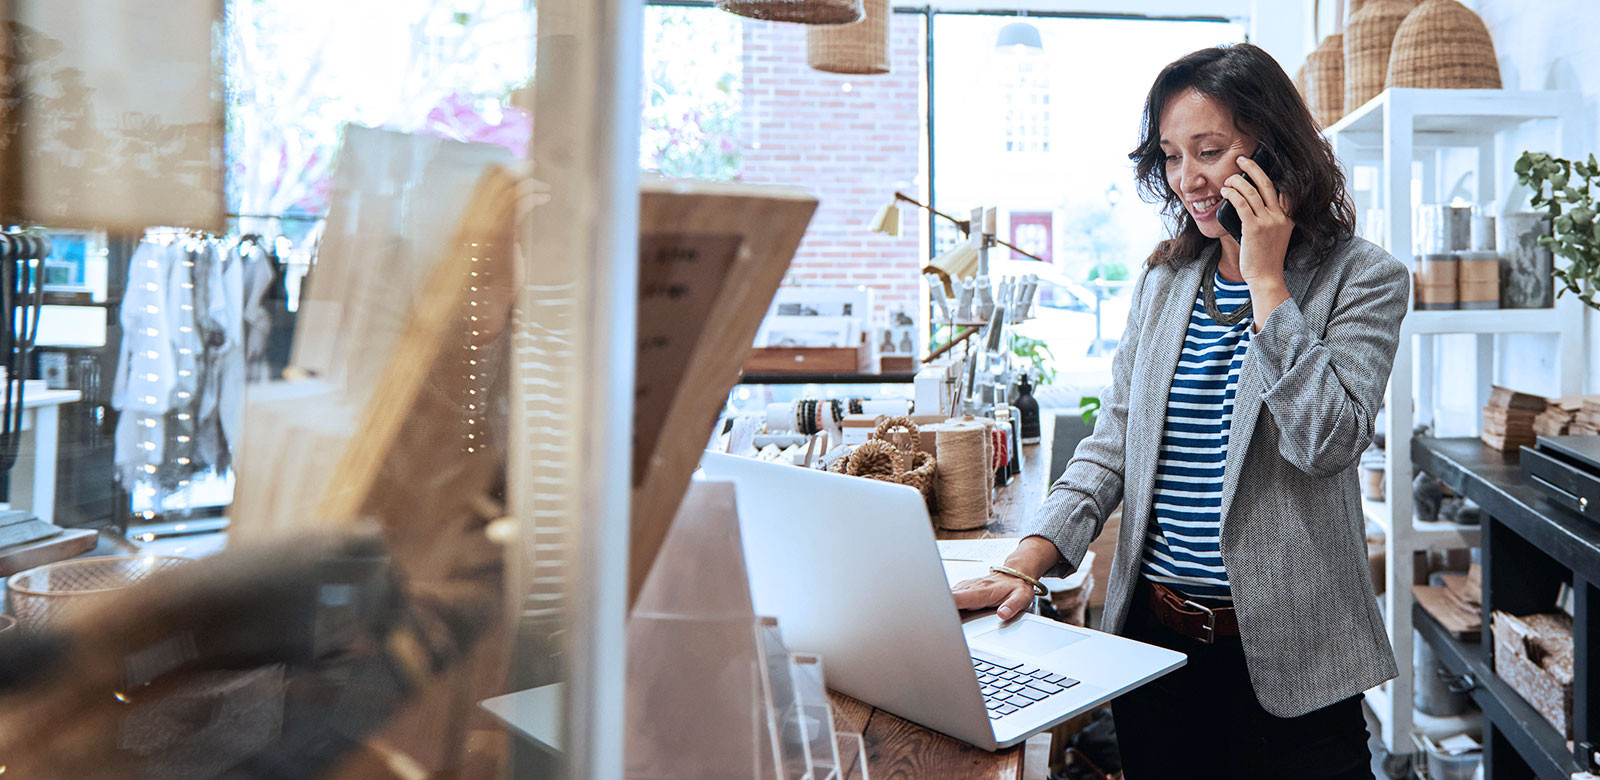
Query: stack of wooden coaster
[[1482, 385, 1544, 451]]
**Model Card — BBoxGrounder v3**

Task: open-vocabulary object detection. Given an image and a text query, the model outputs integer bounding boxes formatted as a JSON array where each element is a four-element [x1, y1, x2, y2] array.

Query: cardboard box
[[1493, 611, 1574, 738]]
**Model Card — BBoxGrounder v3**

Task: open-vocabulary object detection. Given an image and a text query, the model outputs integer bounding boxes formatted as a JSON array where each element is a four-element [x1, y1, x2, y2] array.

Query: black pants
[[1112, 580, 1375, 780]]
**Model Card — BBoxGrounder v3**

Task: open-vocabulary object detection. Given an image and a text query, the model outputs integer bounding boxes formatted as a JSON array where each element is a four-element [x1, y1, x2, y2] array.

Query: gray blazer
[[1027, 235, 1407, 718]]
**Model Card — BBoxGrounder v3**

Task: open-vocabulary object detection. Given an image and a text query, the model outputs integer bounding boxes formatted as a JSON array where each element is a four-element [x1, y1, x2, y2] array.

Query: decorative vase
[[1385, 0, 1502, 89], [1013, 374, 1040, 444], [1344, 0, 1415, 112], [1498, 212, 1554, 308], [1305, 33, 1346, 128]]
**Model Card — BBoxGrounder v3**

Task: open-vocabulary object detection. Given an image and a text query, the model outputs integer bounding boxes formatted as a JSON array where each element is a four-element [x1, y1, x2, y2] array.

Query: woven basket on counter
[[6, 555, 190, 630], [716, 0, 862, 25], [807, 0, 889, 74], [1345, 0, 1415, 112], [1305, 33, 1346, 128], [1386, 0, 1501, 89], [830, 415, 936, 506]]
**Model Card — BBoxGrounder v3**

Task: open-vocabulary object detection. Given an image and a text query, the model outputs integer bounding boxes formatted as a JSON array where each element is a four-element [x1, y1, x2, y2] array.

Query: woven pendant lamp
[[1293, 63, 1309, 104], [808, 0, 889, 74], [1305, 33, 1346, 128], [1386, 0, 1502, 89], [1344, 0, 1415, 112], [716, 0, 862, 25]]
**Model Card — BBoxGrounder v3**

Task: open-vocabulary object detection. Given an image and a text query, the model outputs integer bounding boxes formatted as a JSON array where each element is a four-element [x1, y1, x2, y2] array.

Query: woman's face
[[1159, 87, 1258, 241]]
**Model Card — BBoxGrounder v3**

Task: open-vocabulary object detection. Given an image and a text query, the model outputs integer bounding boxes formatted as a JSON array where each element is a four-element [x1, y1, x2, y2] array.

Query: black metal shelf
[[737, 371, 917, 385], [1413, 436, 1600, 575], [1413, 604, 1579, 779]]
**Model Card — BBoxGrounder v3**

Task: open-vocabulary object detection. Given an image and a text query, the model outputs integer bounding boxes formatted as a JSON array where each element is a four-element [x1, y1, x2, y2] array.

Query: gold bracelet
[[989, 565, 1049, 598]]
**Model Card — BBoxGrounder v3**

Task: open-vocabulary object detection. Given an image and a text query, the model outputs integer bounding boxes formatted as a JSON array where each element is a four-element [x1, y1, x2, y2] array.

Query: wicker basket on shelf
[[1305, 33, 1347, 128], [808, 0, 889, 74], [716, 0, 862, 25], [1344, 0, 1416, 112], [1385, 0, 1502, 89]]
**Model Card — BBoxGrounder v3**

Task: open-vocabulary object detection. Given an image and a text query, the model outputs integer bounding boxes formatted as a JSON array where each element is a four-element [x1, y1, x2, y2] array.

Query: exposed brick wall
[[740, 14, 924, 322]]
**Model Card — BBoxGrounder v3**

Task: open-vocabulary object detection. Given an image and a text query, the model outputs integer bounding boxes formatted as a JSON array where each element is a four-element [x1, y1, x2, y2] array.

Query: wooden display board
[[628, 178, 817, 608]]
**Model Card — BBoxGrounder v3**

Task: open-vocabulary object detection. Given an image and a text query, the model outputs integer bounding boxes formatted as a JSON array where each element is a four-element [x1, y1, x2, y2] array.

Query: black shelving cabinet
[[1411, 436, 1600, 779]]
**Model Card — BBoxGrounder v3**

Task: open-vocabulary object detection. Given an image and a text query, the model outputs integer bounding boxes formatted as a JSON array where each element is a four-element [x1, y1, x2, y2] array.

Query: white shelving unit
[[1324, 88, 1587, 772]]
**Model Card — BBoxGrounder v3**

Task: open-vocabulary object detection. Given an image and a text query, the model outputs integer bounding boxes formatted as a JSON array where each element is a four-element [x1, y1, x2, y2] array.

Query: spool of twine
[[934, 418, 990, 531]]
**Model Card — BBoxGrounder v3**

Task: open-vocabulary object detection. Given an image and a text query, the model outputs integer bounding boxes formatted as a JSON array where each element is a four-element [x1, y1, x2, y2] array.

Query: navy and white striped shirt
[[1139, 271, 1253, 601]]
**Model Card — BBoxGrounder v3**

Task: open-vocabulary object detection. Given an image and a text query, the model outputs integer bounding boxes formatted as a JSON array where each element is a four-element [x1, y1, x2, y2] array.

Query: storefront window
[[932, 14, 1244, 372]]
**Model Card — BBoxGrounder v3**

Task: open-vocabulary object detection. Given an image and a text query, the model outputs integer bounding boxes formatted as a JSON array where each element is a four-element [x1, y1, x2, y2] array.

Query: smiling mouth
[[1189, 196, 1222, 217]]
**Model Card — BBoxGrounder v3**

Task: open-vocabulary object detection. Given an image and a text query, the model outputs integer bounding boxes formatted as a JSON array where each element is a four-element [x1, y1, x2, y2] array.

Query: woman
[[952, 43, 1406, 779]]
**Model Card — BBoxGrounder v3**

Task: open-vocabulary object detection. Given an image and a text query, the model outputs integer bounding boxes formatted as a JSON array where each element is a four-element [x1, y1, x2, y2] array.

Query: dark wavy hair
[[1129, 43, 1356, 267]]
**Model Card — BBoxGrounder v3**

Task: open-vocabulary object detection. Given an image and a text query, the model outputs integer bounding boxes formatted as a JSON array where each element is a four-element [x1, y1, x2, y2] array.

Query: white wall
[[1469, 0, 1600, 395]]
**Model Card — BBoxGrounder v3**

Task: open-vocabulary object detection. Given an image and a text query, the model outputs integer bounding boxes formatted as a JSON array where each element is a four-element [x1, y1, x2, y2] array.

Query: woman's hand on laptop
[[951, 574, 1037, 621], [950, 536, 1062, 621]]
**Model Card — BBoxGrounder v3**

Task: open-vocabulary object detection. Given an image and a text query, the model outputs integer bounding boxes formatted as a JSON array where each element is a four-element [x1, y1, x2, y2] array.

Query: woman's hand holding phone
[[1219, 153, 1295, 288]]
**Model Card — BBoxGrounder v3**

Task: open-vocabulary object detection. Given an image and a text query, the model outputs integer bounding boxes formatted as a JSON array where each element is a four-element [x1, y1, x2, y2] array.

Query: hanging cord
[[0, 233, 50, 502]]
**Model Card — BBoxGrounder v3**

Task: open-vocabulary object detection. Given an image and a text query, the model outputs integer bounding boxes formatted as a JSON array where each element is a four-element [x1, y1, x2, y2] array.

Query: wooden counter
[[828, 690, 1028, 780]]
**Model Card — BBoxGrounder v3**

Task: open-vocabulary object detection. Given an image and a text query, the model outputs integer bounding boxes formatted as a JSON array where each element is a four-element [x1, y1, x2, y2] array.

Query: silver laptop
[[698, 451, 1185, 751]]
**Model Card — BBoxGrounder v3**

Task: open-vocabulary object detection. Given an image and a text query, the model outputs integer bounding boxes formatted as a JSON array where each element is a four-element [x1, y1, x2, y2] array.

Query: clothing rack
[[0, 232, 51, 502]]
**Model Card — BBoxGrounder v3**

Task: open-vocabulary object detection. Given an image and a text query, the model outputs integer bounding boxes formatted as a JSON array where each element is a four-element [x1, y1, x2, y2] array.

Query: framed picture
[[755, 286, 873, 347], [762, 316, 858, 348], [769, 286, 873, 318], [877, 325, 917, 356]]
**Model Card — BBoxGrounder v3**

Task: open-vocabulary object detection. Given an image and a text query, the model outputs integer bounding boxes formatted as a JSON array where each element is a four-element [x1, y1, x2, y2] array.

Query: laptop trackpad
[[970, 619, 1088, 657]]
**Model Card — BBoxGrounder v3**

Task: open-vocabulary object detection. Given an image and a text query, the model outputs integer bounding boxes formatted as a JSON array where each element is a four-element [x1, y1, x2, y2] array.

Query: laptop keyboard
[[972, 654, 1080, 720]]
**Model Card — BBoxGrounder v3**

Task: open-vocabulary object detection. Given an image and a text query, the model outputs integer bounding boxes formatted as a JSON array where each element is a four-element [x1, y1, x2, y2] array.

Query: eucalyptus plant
[[1514, 150, 1600, 310]]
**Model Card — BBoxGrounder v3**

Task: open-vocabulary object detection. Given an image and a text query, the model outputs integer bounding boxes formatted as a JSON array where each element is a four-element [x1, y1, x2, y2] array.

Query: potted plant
[[1514, 151, 1600, 310]]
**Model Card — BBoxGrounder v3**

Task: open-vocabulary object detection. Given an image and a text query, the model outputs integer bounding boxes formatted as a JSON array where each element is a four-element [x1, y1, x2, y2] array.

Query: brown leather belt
[[1146, 581, 1240, 644]]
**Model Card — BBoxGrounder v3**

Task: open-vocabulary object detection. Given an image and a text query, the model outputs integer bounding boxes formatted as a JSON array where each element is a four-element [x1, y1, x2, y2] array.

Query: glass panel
[[0, 0, 570, 777]]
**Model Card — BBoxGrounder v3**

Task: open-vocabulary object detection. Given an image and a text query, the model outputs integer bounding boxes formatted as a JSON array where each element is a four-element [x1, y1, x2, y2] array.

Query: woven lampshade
[[1293, 63, 1308, 104], [1386, 0, 1501, 89], [1344, 0, 1415, 112], [1305, 33, 1346, 129], [716, 0, 862, 25], [808, 0, 889, 74]]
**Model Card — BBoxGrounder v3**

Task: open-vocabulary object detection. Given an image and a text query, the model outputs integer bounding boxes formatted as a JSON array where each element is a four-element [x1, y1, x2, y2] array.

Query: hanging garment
[[112, 241, 179, 485], [214, 243, 246, 467], [240, 239, 278, 383]]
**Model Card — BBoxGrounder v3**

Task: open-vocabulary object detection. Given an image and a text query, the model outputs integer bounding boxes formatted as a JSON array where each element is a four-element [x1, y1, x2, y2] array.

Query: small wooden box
[[879, 355, 916, 373], [1493, 610, 1574, 738], [745, 344, 869, 374]]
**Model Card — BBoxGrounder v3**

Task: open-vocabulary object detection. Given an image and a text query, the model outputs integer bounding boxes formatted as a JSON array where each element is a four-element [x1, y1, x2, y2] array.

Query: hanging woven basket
[[807, 0, 889, 74], [1305, 33, 1346, 129], [1344, 0, 1415, 112], [1385, 0, 1502, 89], [716, 0, 862, 25]]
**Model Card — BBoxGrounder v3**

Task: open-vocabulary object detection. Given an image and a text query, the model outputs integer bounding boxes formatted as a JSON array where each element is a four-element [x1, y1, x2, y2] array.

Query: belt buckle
[[1181, 599, 1216, 645]]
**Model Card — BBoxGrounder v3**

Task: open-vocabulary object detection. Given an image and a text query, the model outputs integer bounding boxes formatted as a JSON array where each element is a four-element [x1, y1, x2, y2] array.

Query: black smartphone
[[1216, 146, 1277, 243]]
